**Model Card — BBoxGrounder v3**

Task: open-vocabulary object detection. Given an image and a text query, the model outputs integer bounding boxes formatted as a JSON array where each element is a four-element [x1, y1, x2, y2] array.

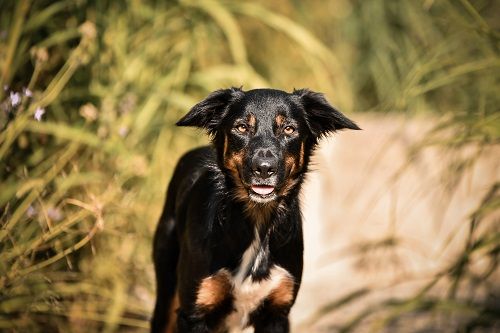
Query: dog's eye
[[236, 124, 248, 133], [284, 126, 296, 135]]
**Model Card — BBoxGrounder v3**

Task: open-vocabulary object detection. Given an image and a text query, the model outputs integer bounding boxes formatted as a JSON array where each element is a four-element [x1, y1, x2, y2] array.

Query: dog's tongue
[[252, 185, 274, 196]]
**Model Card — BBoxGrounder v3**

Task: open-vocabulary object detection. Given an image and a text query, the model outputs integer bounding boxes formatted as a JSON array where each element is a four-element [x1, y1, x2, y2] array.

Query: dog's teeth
[[252, 185, 274, 195]]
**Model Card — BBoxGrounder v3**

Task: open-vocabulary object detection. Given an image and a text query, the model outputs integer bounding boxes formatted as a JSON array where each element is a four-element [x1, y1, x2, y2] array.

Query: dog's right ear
[[293, 89, 360, 140], [176, 88, 244, 136]]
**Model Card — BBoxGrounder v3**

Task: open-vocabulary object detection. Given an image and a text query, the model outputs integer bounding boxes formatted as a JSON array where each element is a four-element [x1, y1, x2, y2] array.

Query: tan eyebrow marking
[[275, 114, 285, 127], [248, 114, 256, 128]]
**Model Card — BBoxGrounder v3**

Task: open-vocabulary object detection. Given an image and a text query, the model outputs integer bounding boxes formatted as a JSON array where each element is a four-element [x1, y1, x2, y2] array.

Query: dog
[[151, 88, 359, 333]]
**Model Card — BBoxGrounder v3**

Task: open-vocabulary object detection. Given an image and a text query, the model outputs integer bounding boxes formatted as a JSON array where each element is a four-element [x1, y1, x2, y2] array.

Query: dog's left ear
[[177, 87, 244, 135], [293, 89, 360, 139]]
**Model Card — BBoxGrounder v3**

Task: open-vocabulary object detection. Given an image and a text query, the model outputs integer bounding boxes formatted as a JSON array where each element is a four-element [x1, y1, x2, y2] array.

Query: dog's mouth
[[248, 184, 277, 203], [251, 185, 275, 196]]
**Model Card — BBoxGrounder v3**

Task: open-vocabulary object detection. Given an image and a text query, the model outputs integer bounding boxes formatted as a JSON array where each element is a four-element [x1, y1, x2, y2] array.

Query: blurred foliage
[[0, 0, 498, 332]]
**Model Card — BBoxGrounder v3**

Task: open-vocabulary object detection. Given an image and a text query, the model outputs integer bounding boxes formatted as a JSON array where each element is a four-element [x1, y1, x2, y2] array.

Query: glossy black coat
[[151, 88, 359, 333]]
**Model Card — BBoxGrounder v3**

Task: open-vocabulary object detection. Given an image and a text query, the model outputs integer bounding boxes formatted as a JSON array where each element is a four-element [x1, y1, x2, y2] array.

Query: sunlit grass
[[0, 0, 498, 332]]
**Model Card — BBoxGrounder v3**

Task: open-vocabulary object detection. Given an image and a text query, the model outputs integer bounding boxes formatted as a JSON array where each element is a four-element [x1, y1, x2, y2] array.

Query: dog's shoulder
[[173, 145, 217, 185], [171, 145, 223, 221], [176, 145, 216, 172]]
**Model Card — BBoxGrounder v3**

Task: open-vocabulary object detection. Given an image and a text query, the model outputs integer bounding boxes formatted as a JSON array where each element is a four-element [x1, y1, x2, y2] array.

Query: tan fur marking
[[248, 114, 256, 128], [223, 134, 229, 160], [279, 178, 299, 197], [268, 274, 295, 307], [279, 142, 306, 197], [224, 151, 248, 202], [299, 141, 305, 169], [244, 201, 277, 225], [234, 185, 249, 202], [224, 151, 243, 174], [275, 114, 285, 127], [284, 142, 305, 177], [164, 291, 179, 333], [285, 155, 296, 176], [196, 269, 232, 310], [280, 153, 299, 197]]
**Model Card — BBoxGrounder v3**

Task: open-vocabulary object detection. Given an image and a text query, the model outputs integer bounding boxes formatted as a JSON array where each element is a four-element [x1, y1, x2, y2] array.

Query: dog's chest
[[224, 235, 291, 331]]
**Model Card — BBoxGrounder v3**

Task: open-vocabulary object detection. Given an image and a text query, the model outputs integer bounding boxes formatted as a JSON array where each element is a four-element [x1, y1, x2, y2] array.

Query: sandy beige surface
[[292, 114, 499, 332]]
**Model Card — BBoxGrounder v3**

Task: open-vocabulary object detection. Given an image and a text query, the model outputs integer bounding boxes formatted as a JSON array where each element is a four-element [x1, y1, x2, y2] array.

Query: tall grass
[[0, 0, 353, 331], [0, 0, 498, 332]]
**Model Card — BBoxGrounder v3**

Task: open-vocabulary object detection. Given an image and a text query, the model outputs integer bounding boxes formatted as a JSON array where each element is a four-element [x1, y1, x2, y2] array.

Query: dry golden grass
[[0, 0, 498, 332]]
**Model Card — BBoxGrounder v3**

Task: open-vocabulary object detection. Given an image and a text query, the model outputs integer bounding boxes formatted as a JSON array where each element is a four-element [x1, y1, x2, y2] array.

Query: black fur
[[152, 88, 359, 333]]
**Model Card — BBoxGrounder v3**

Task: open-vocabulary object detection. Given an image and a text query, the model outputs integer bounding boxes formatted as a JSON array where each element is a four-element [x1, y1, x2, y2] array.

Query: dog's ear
[[176, 88, 244, 135], [293, 89, 360, 139]]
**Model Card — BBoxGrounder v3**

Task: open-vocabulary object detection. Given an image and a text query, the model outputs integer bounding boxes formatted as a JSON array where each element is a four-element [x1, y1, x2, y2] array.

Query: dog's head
[[177, 88, 359, 204]]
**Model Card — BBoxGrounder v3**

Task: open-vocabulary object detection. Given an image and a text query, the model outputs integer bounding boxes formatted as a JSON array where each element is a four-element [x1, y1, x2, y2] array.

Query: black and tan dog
[[151, 88, 359, 333]]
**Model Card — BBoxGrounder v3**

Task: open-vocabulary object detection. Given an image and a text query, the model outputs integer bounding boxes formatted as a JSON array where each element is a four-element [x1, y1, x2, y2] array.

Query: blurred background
[[0, 0, 499, 332]]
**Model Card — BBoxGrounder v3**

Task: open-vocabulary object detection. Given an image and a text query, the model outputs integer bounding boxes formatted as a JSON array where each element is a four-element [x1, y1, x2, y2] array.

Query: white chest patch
[[224, 232, 292, 332]]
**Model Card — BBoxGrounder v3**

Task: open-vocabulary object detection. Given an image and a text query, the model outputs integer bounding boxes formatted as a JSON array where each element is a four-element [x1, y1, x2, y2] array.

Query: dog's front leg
[[176, 310, 211, 333], [251, 305, 291, 333], [253, 313, 290, 333]]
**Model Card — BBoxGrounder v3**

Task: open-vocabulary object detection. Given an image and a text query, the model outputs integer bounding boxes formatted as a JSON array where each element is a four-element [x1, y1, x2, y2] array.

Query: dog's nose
[[252, 149, 278, 179]]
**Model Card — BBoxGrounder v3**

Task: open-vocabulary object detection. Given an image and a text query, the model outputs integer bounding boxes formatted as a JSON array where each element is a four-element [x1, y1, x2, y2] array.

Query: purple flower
[[47, 207, 63, 221], [34, 107, 45, 121], [10, 91, 21, 107], [23, 87, 33, 97], [118, 126, 129, 137], [26, 205, 37, 218]]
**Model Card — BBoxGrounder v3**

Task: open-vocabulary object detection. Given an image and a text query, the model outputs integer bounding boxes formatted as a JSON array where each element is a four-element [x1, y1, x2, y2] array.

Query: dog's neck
[[243, 200, 278, 226]]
